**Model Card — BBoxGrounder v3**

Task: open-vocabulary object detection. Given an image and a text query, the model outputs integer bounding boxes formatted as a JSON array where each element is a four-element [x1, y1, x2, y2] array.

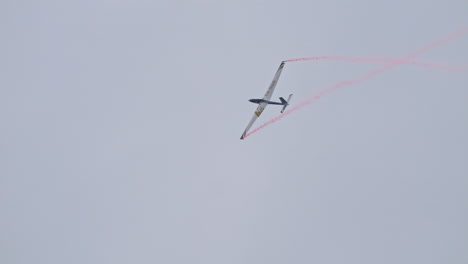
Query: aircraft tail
[[280, 94, 293, 113]]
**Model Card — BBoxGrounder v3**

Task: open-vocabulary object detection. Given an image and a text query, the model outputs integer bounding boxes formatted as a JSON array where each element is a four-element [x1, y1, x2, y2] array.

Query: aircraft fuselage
[[249, 98, 284, 105]]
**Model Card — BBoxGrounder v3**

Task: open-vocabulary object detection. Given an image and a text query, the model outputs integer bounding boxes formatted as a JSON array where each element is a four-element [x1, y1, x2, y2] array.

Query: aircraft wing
[[240, 102, 268, 139], [262, 61, 285, 101]]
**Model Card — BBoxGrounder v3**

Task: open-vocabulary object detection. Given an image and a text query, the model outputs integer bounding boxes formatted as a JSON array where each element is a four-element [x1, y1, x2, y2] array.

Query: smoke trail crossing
[[244, 27, 468, 139]]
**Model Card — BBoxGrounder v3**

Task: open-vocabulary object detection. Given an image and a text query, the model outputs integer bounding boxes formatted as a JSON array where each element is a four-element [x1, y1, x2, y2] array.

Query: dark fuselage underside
[[249, 99, 284, 105]]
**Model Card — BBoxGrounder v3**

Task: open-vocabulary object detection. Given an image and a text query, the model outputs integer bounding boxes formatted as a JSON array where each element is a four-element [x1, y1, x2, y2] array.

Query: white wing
[[240, 61, 286, 140], [240, 102, 267, 139], [262, 61, 285, 101]]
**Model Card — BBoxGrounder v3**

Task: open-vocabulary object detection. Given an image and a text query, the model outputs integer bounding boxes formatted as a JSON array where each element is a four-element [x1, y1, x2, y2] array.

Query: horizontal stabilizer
[[281, 94, 293, 113]]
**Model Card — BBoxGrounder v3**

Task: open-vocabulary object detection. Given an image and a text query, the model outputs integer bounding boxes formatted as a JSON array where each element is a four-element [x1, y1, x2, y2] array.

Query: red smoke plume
[[244, 27, 468, 139]]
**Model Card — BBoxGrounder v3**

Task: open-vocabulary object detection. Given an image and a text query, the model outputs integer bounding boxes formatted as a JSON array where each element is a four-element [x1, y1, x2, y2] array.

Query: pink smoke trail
[[244, 27, 468, 139], [284, 56, 468, 72]]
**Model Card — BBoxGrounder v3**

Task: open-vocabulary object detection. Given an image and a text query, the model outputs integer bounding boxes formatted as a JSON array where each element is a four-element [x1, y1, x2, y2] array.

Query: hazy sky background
[[1, 1, 467, 263]]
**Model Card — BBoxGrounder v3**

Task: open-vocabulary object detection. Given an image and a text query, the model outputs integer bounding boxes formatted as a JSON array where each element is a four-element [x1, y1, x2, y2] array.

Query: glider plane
[[240, 61, 293, 140]]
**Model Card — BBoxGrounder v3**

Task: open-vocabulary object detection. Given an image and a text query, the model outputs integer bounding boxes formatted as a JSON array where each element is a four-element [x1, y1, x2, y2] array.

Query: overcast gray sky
[[1, 1, 467, 263]]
